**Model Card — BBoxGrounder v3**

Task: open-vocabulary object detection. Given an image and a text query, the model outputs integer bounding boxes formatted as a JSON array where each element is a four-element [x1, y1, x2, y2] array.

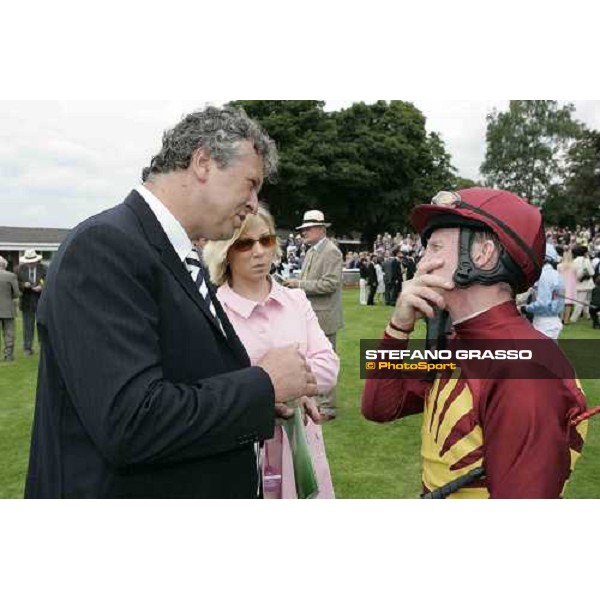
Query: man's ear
[[190, 148, 211, 182], [472, 239, 498, 269]]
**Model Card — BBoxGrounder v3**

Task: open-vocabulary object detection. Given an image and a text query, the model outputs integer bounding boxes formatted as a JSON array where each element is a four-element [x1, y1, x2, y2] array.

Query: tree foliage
[[545, 129, 600, 227], [230, 100, 458, 243], [453, 176, 481, 189], [481, 100, 582, 204], [566, 129, 600, 225]]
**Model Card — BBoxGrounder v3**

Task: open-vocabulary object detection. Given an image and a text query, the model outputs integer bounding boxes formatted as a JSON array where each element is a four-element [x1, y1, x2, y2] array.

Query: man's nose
[[247, 190, 259, 215]]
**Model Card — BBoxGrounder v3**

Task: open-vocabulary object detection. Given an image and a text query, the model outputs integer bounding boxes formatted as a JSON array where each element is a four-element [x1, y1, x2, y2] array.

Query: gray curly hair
[[141, 105, 278, 182]]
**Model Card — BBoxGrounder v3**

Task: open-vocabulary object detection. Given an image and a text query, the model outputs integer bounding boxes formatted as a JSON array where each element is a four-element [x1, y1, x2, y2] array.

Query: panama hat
[[21, 249, 43, 264], [296, 210, 331, 230]]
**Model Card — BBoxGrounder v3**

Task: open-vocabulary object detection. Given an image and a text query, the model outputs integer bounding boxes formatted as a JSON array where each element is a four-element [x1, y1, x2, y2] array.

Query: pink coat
[[217, 280, 339, 499], [558, 264, 577, 301]]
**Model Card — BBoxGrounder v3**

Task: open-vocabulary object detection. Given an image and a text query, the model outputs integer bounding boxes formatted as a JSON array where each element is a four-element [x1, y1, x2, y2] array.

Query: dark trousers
[[591, 308, 599, 328], [367, 285, 377, 306], [1, 318, 15, 359], [391, 280, 401, 305], [384, 280, 394, 305], [22, 309, 37, 352]]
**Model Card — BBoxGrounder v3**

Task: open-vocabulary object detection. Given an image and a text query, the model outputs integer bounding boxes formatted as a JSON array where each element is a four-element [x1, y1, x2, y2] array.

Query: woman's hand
[[275, 395, 321, 424], [299, 396, 321, 425]]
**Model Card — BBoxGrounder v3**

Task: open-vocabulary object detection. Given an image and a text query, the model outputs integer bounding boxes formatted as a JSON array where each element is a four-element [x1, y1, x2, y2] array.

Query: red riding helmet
[[410, 187, 545, 293]]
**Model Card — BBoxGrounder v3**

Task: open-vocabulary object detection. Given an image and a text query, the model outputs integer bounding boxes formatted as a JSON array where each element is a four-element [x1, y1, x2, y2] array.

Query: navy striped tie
[[186, 248, 260, 493], [185, 249, 223, 330]]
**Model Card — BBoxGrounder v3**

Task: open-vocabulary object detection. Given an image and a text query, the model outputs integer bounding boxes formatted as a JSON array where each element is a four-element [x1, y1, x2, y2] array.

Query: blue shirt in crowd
[[525, 264, 565, 317]]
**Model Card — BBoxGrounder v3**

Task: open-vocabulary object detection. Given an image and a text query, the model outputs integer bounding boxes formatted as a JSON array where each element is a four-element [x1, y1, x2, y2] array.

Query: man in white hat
[[16, 249, 46, 355], [286, 209, 343, 420]]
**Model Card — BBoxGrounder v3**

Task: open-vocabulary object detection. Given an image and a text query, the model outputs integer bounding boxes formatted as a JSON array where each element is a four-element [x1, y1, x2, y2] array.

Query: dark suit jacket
[[382, 257, 400, 285], [17, 262, 47, 313], [366, 263, 378, 288], [25, 191, 275, 498]]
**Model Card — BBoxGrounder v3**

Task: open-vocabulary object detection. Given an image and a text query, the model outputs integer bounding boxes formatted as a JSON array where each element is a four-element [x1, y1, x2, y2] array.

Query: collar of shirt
[[451, 307, 490, 326], [308, 237, 327, 253], [135, 184, 193, 263], [218, 278, 287, 319], [452, 300, 521, 334]]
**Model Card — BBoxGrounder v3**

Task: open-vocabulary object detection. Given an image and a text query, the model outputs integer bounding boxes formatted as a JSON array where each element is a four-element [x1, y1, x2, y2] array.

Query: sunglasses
[[231, 234, 277, 252]]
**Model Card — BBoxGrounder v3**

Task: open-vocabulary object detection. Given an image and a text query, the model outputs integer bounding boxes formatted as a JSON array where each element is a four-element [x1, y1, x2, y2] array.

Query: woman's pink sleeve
[[298, 292, 340, 393]]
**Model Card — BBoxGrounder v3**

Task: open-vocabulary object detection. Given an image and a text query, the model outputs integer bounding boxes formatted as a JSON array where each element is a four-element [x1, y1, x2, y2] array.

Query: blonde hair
[[203, 204, 281, 286]]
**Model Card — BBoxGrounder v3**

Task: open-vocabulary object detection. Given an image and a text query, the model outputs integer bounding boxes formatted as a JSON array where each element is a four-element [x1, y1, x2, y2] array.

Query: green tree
[[541, 183, 572, 228], [423, 131, 458, 193], [229, 100, 333, 229], [231, 100, 457, 244], [481, 100, 582, 204], [564, 129, 600, 227], [542, 130, 600, 227], [326, 100, 441, 242], [453, 176, 480, 189]]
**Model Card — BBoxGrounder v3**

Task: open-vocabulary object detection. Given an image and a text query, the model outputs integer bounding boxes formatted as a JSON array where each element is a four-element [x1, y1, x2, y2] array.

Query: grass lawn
[[1, 291, 599, 498]]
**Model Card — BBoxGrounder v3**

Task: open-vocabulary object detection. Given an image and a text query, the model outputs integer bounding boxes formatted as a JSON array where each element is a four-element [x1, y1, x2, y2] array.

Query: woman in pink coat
[[558, 247, 577, 324], [204, 206, 338, 499]]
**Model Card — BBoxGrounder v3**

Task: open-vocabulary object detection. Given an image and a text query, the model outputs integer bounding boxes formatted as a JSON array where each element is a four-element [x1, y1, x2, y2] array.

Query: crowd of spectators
[[545, 224, 600, 252], [543, 225, 600, 327], [343, 232, 422, 306], [275, 233, 309, 277], [275, 224, 600, 327]]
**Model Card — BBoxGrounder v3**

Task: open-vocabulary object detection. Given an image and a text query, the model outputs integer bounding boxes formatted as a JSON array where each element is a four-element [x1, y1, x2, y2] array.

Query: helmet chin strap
[[452, 228, 524, 290], [424, 226, 526, 381]]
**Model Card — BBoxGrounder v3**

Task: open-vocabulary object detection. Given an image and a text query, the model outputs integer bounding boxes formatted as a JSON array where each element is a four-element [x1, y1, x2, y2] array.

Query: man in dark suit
[[16, 249, 47, 355], [382, 249, 401, 306], [25, 105, 317, 498], [402, 250, 417, 280], [390, 248, 403, 303], [366, 255, 379, 306]]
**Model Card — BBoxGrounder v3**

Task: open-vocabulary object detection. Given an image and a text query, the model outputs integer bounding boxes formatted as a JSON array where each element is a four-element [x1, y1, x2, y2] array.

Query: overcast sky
[[1, 100, 599, 229]]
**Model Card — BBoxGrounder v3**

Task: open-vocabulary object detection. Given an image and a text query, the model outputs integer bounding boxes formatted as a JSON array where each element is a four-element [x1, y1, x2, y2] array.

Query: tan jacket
[[573, 256, 595, 291], [0, 270, 20, 318], [298, 238, 344, 335]]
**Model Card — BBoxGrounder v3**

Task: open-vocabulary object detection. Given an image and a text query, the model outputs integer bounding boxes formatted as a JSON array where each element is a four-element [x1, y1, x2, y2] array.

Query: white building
[[0, 226, 70, 272]]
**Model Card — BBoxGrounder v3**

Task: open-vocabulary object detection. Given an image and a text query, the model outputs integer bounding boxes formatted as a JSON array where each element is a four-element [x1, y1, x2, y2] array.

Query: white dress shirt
[[135, 184, 193, 262]]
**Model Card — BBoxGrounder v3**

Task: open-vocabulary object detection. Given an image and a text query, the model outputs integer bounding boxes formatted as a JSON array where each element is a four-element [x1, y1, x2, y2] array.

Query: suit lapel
[[123, 191, 233, 346], [206, 282, 251, 365], [302, 238, 327, 278], [302, 247, 315, 278]]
